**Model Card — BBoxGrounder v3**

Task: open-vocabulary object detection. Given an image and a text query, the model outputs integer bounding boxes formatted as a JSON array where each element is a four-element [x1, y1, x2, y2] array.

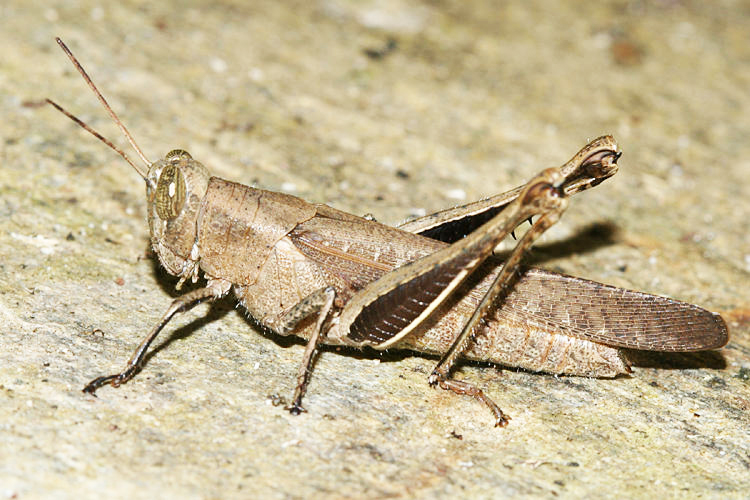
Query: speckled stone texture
[[1, 1, 748, 498]]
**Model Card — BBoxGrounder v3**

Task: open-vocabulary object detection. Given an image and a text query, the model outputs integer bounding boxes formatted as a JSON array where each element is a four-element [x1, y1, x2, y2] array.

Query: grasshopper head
[[47, 40, 211, 282], [146, 149, 210, 278]]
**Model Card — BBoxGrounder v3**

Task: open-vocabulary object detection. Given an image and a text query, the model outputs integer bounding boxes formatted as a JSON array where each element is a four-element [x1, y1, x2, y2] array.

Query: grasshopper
[[48, 38, 728, 426]]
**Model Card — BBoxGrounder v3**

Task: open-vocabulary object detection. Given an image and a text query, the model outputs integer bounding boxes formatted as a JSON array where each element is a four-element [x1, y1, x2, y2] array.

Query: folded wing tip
[[705, 311, 730, 350]]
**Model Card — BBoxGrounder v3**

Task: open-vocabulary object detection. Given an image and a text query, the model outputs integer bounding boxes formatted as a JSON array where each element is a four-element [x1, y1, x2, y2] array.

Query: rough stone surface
[[1, 1, 748, 498]]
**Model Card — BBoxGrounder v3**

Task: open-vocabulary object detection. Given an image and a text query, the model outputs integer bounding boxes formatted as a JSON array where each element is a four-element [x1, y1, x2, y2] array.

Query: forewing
[[504, 268, 728, 352], [290, 211, 727, 352], [290, 212, 489, 346], [289, 213, 441, 298]]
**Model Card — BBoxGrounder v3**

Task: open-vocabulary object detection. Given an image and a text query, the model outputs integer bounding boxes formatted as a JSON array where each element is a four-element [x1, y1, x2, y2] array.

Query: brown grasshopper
[[48, 38, 728, 426]]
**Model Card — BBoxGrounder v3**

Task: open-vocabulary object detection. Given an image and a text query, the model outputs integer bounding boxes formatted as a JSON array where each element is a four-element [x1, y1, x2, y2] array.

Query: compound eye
[[165, 149, 192, 163], [155, 164, 186, 220]]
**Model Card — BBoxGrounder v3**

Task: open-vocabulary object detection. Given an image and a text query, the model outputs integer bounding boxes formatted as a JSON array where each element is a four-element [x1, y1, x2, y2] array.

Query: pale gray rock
[[1, 1, 748, 498]]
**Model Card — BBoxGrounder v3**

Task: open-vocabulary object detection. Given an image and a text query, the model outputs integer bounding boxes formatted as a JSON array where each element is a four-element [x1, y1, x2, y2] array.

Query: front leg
[[83, 278, 231, 394]]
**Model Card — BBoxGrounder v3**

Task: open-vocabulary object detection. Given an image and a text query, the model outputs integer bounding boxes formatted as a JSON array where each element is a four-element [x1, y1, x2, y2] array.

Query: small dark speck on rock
[[611, 39, 644, 66], [363, 38, 397, 60], [705, 376, 726, 388]]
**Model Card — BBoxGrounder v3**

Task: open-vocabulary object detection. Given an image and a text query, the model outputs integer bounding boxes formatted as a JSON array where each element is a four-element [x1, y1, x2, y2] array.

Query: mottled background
[[1, 0, 748, 498]]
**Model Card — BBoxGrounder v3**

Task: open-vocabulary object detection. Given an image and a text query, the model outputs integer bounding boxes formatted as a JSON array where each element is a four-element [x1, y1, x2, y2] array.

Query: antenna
[[46, 98, 146, 178], [49, 37, 151, 179]]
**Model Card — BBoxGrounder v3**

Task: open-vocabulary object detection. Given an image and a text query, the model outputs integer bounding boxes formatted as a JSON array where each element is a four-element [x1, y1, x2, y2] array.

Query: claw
[[494, 414, 511, 428], [82, 374, 119, 395], [286, 403, 307, 415]]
